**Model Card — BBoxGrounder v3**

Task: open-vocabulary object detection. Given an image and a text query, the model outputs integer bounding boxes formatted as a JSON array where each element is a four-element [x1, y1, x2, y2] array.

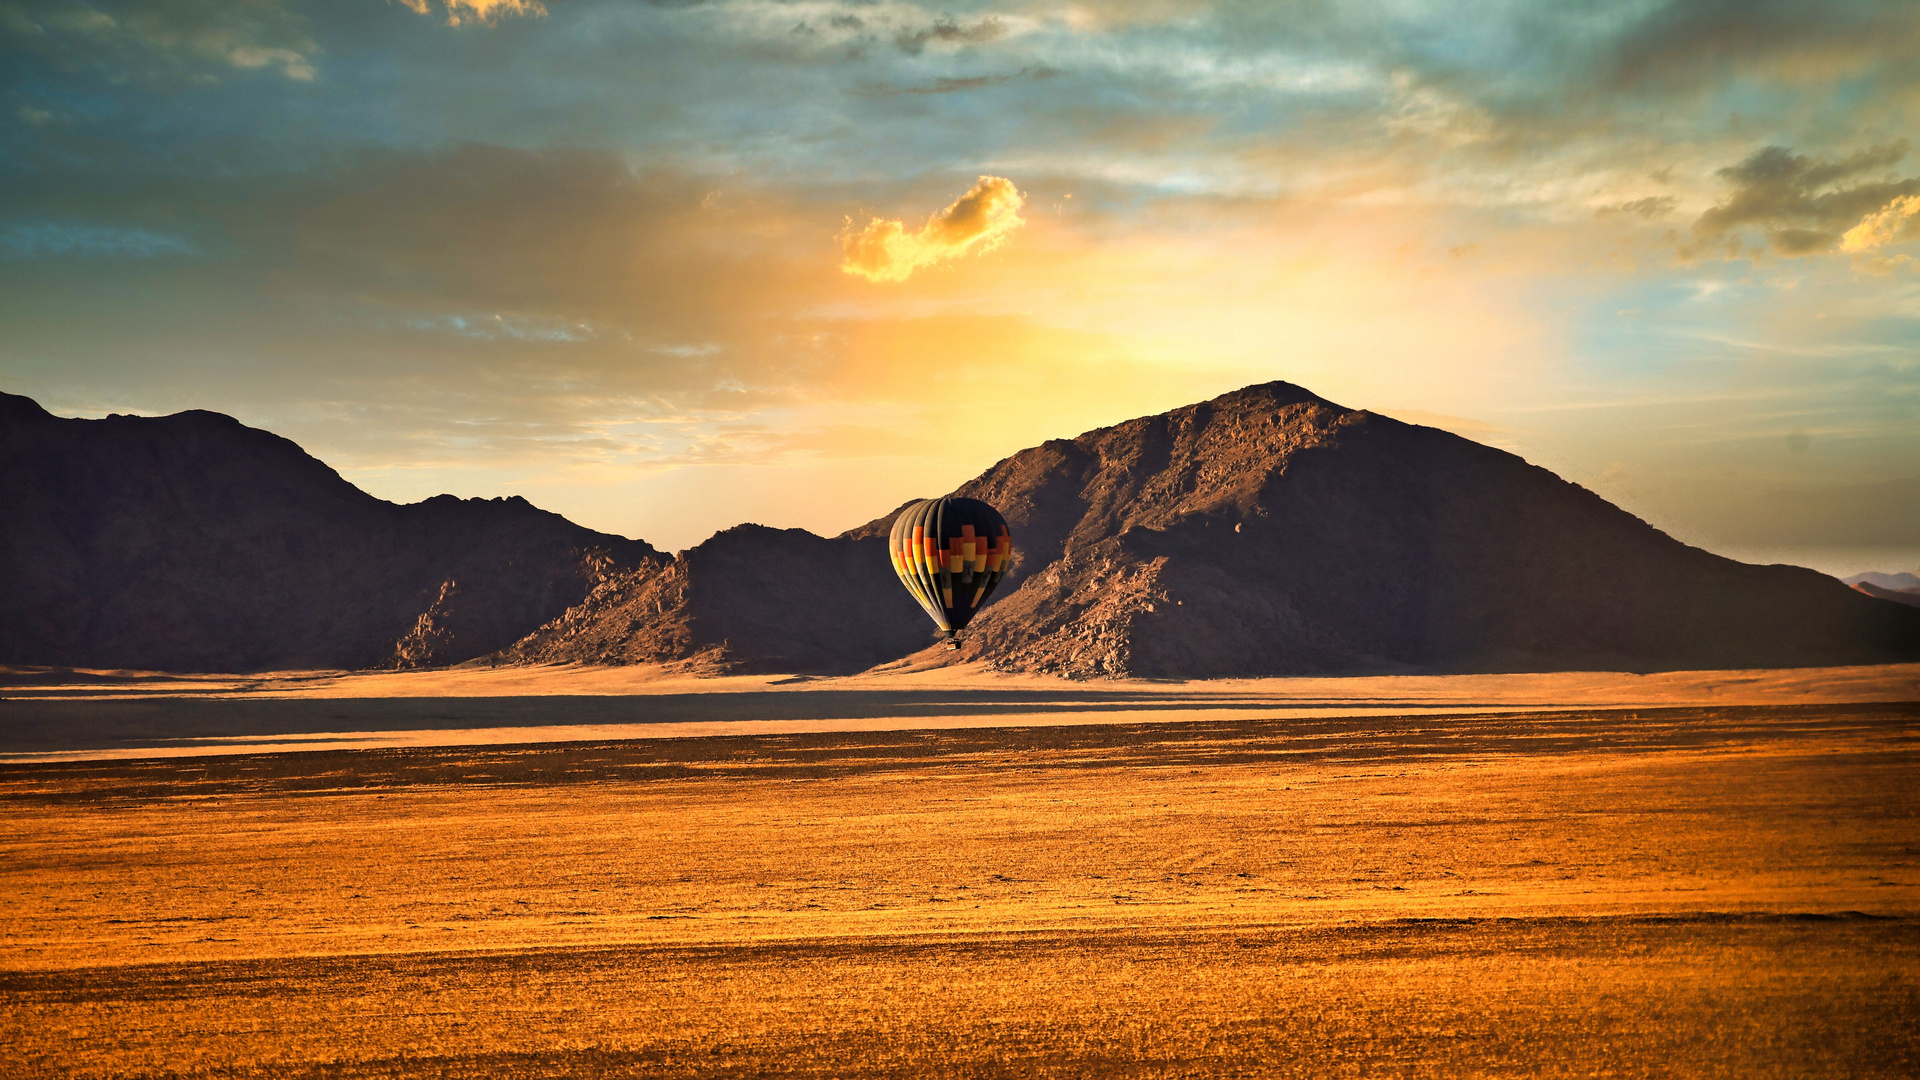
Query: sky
[[2, 0, 1917, 575]]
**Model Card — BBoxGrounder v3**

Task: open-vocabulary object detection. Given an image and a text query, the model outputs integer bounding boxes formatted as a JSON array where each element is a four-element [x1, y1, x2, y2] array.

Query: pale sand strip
[[4, 659, 1916, 704], [1, 705, 1573, 762], [2, 662, 1914, 762]]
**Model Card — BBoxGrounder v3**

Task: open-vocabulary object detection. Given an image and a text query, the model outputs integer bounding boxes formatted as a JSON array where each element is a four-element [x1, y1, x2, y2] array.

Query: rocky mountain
[[9, 383, 1918, 677], [0, 393, 661, 671], [865, 382, 1920, 676], [510, 381, 1920, 677]]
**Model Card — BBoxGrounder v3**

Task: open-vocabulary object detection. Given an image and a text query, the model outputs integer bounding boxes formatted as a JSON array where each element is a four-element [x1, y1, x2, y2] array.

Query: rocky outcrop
[[0, 392, 660, 671]]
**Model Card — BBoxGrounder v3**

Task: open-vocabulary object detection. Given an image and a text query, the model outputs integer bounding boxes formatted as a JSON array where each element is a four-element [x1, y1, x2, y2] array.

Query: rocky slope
[[0, 393, 660, 671], [495, 524, 932, 675], [835, 382, 1920, 677]]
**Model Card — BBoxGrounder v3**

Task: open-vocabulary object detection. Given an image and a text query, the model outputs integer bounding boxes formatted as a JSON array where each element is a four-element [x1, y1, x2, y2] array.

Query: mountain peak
[[1200, 379, 1340, 411], [0, 391, 55, 423]]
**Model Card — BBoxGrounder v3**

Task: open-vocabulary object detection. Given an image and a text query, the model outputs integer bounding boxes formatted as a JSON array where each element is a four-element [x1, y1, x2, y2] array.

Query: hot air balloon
[[888, 496, 1013, 645]]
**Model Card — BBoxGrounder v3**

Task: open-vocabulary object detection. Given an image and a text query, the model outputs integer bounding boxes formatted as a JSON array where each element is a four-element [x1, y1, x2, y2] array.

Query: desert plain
[[2, 662, 1917, 1078]]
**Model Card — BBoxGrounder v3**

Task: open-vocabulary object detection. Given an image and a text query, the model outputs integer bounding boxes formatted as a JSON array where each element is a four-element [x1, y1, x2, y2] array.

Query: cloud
[[1840, 193, 1920, 252], [0, 143, 834, 387], [840, 176, 1026, 283], [1, 0, 319, 81], [7, 0, 1920, 560], [265, 145, 829, 341], [392, 0, 548, 26], [1606, 0, 1920, 90], [893, 17, 1006, 56], [859, 67, 1061, 97], [1691, 143, 1920, 256], [1596, 196, 1678, 220], [1384, 70, 1497, 148], [1, 220, 197, 259]]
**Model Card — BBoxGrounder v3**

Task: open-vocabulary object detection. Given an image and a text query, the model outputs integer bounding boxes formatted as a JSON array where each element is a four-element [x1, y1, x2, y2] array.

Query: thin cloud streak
[[392, 0, 549, 25]]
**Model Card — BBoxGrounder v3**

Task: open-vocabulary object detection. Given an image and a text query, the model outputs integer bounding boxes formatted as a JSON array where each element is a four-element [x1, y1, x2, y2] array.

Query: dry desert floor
[[0, 663, 1916, 1077]]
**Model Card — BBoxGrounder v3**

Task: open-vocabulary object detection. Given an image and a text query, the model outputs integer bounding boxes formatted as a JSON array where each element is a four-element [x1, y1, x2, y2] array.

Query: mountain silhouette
[[0, 392, 660, 671], [1845, 570, 1920, 592], [5, 383, 1916, 676]]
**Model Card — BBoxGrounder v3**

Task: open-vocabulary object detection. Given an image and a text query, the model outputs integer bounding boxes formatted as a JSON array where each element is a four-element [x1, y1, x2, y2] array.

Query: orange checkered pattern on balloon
[[887, 498, 1012, 629], [934, 524, 1012, 574], [891, 526, 1009, 573]]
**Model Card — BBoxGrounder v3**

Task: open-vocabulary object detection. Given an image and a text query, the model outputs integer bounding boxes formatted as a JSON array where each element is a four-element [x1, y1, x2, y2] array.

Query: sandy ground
[[1, 699, 1916, 1077], [3, 661, 1917, 760]]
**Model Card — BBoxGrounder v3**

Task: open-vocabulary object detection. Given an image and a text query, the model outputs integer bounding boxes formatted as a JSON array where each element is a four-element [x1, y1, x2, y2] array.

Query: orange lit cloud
[[1840, 194, 1920, 252], [393, 0, 547, 26], [840, 176, 1025, 283]]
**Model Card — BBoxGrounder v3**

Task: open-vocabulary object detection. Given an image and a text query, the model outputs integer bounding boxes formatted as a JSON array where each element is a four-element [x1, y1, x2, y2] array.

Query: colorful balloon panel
[[887, 497, 1013, 635]]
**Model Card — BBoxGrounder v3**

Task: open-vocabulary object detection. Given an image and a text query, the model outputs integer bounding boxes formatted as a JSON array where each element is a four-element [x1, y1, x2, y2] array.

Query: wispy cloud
[[1605, 0, 1920, 91], [4, 0, 320, 81], [1, 221, 196, 259], [858, 66, 1059, 97], [892, 15, 1005, 55], [391, 0, 548, 27], [1596, 196, 1678, 219]]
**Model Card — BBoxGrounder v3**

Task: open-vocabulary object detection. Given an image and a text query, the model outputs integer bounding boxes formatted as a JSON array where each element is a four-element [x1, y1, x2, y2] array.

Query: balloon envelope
[[888, 497, 1013, 635]]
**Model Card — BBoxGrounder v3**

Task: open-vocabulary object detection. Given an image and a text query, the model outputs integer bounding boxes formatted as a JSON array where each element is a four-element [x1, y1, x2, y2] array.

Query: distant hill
[[0, 393, 661, 671], [1846, 570, 1920, 592], [1851, 582, 1920, 610]]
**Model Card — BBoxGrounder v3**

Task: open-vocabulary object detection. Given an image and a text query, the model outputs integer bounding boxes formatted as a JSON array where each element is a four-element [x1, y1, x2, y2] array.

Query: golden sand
[[2, 698, 1915, 1077]]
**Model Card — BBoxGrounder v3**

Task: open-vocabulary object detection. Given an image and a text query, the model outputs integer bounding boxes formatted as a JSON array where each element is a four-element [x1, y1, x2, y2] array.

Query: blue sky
[[2, 0, 1917, 572]]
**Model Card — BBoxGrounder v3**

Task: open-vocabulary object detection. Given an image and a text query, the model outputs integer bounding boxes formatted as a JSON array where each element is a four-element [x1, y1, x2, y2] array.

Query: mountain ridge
[[1846, 570, 1920, 592], [0, 392, 662, 671], [498, 381, 1920, 677], [5, 383, 1917, 676]]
